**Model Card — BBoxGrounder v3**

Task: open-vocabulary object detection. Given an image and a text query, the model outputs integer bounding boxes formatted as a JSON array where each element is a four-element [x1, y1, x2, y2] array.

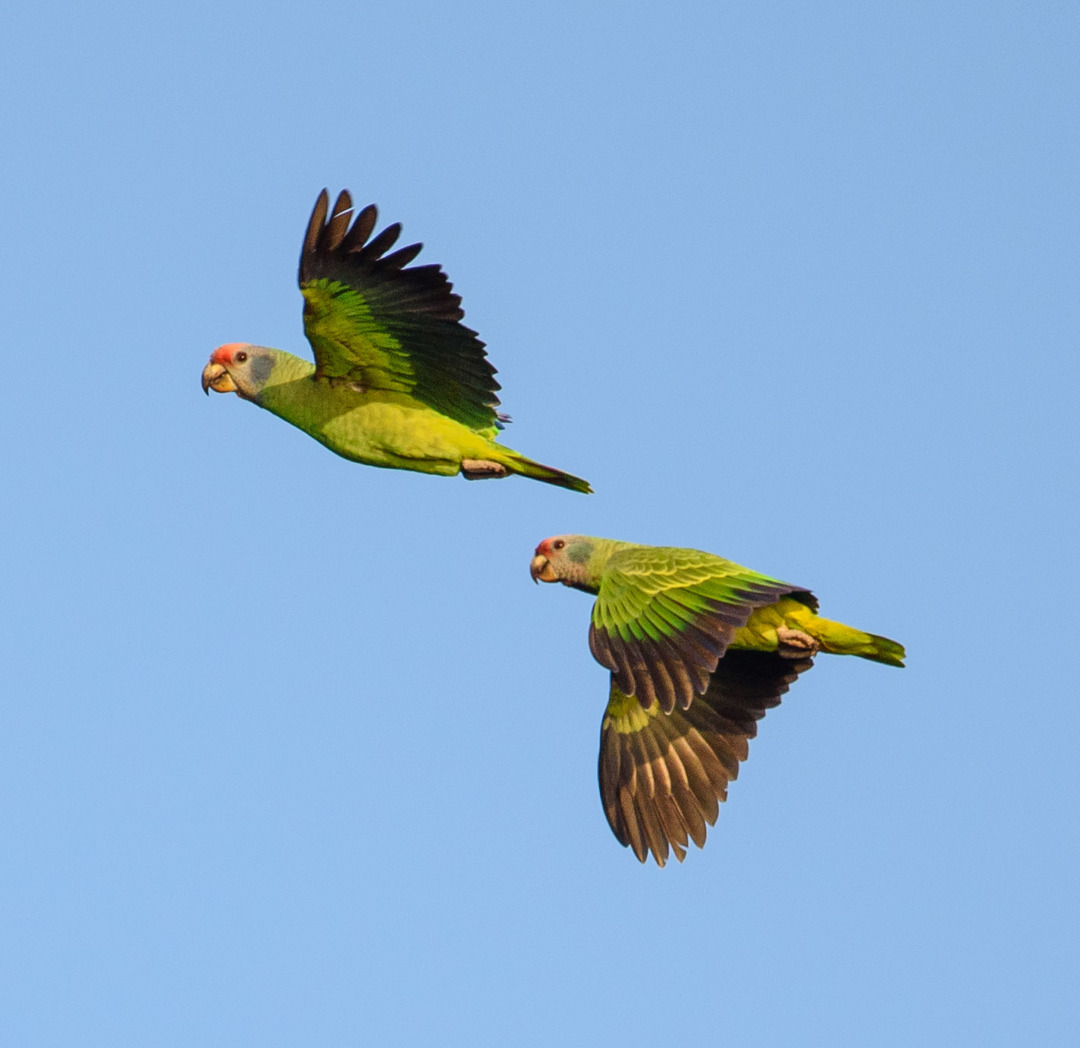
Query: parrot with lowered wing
[[530, 535, 905, 865], [202, 190, 591, 493]]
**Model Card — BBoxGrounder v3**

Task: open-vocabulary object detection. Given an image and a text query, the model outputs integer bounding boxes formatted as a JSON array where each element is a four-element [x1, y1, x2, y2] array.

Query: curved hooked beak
[[202, 361, 237, 395], [530, 553, 557, 584]]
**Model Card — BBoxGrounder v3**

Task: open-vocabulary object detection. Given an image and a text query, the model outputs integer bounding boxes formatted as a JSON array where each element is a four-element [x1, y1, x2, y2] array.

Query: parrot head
[[201, 343, 278, 400], [530, 534, 600, 589]]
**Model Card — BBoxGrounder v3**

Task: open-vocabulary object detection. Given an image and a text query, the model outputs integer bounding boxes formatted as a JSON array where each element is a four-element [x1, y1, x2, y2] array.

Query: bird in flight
[[202, 190, 591, 493], [531, 534, 905, 865]]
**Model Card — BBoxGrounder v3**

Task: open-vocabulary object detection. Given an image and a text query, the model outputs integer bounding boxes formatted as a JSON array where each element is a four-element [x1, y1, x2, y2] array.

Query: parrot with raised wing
[[202, 190, 591, 493], [530, 535, 905, 865]]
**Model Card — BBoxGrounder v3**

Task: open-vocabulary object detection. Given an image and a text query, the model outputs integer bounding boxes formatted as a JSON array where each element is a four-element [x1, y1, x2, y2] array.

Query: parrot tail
[[811, 617, 906, 667], [501, 450, 593, 493]]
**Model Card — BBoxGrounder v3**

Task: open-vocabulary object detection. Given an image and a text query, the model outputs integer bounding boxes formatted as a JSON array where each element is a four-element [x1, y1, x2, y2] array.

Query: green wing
[[588, 545, 816, 713], [599, 651, 814, 866], [298, 189, 502, 433]]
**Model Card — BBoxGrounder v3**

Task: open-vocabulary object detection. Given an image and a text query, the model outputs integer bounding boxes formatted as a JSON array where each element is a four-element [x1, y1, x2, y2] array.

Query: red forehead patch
[[211, 342, 248, 364]]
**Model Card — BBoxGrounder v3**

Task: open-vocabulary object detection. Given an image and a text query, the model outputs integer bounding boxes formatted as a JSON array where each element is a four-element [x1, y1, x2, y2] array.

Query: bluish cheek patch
[[251, 355, 275, 384]]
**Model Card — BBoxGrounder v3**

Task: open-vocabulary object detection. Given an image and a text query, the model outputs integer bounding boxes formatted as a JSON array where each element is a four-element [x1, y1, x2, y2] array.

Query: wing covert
[[298, 189, 502, 432], [588, 545, 815, 713]]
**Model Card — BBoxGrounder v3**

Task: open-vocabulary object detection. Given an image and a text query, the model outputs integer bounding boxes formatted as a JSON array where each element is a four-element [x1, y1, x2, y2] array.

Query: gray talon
[[461, 459, 510, 480], [776, 627, 820, 659]]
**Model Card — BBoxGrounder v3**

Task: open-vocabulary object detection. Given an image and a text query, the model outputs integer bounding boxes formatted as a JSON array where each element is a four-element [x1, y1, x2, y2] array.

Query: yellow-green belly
[[263, 380, 498, 476]]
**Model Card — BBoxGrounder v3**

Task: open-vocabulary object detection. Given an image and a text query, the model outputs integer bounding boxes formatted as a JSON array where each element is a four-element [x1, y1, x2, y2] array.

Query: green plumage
[[531, 534, 906, 865], [569, 539, 817, 712], [203, 190, 591, 493], [299, 191, 500, 433]]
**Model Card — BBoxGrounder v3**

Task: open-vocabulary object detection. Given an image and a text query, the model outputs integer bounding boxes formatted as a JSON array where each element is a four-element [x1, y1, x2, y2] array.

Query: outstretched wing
[[598, 650, 814, 866], [588, 545, 816, 713], [298, 189, 502, 433]]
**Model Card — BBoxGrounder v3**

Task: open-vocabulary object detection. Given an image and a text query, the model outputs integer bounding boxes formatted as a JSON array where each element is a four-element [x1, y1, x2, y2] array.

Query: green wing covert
[[299, 189, 502, 433], [588, 545, 815, 712]]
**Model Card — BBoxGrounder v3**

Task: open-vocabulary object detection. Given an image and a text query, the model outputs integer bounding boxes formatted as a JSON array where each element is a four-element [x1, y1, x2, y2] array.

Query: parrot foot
[[776, 627, 820, 659], [461, 459, 510, 481]]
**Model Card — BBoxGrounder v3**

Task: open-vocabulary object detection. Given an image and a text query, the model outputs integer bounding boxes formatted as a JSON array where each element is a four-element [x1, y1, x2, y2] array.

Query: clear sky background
[[2, 2, 1077, 1045]]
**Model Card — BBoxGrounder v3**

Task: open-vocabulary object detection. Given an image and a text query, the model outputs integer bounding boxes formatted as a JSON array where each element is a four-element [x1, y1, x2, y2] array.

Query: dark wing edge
[[599, 651, 814, 866], [298, 189, 502, 431]]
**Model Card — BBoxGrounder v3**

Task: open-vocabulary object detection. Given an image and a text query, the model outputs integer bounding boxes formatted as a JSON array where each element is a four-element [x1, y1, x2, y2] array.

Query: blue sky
[[2, 2, 1077, 1044]]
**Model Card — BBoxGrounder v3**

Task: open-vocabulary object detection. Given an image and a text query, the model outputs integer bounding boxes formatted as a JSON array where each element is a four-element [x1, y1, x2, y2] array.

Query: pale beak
[[202, 361, 237, 395], [530, 553, 557, 584]]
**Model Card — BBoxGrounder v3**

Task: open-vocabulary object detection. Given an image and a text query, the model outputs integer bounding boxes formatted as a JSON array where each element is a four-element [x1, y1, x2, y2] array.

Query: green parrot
[[530, 535, 905, 866], [202, 190, 591, 493]]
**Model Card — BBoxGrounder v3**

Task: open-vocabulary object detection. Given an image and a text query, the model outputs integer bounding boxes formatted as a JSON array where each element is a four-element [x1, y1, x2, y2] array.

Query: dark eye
[[235, 351, 248, 363], [553, 539, 565, 551]]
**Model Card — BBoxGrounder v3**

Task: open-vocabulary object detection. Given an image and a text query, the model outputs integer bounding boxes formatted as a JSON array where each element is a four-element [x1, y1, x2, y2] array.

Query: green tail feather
[[860, 633, 906, 667], [813, 617, 906, 667], [504, 451, 593, 493]]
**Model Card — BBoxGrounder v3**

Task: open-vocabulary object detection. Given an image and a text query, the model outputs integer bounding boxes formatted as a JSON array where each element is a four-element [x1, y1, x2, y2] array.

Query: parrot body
[[530, 535, 905, 865], [732, 596, 905, 663], [213, 345, 579, 485], [202, 190, 591, 493]]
